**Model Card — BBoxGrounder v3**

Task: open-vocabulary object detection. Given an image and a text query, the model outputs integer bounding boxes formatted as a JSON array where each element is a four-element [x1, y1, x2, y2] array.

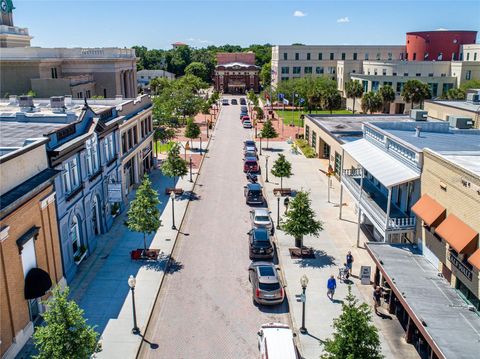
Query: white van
[[257, 323, 299, 359]]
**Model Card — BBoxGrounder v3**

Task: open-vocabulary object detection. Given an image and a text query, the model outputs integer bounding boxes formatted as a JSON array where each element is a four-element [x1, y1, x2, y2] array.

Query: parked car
[[241, 105, 248, 112], [221, 98, 229, 105], [249, 262, 284, 305], [244, 140, 256, 149], [231, 98, 238, 105], [244, 151, 258, 159], [244, 157, 259, 173], [244, 145, 257, 154], [240, 98, 247, 105], [241, 115, 250, 123], [248, 227, 274, 260], [250, 208, 274, 234], [257, 323, 299, 359], [243, 120, 253, 128], [244, 183, 264, 204]]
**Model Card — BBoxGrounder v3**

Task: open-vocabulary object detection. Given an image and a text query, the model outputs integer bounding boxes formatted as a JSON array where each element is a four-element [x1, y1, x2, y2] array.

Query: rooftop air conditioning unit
[[50, 96, 65, 112], [18, 95, 34, 109], [466, 92, 479, 103], [447, 115, 474, 129], [410, 109, 428, 121]]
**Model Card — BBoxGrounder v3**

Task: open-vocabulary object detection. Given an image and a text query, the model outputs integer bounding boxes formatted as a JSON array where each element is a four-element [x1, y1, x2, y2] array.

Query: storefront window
[[71, 216, 80, 256]]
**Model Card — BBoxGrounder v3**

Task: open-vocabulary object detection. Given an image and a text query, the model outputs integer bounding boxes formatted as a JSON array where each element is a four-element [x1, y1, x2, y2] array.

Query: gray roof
[[441, 154, 480, 176], [367, 243, 480, 359], [0, 121, 67, 148], [427, 100, 480, 113]]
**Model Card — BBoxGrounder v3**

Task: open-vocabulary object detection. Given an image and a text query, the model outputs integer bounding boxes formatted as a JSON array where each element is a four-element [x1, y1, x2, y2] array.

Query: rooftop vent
[[50, 96, 65, 113], [64, 95, 73, 107], [447, 115, 474, 129], [18, 95, 34, 109], [410, 109, 428, 121], [466, 92, 479, 103]]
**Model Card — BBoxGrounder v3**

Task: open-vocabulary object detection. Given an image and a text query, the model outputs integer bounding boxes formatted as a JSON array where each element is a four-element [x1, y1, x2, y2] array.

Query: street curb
[[134, 106, 222, 358]]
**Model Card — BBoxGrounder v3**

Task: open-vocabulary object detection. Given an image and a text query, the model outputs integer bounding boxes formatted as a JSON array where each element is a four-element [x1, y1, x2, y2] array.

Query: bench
[[273, 188, 292, 196], [165, 188, 184, 195]]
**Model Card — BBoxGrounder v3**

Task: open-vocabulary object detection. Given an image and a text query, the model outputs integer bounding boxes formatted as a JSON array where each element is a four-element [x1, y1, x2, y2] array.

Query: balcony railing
[[448, 251, 473, 281], [342, 169, 416, 232]]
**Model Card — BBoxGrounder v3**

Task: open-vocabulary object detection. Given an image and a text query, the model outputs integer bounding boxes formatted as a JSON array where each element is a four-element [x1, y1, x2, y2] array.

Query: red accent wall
[[406, 31, 477, 61], [216, 52, 256, 65]]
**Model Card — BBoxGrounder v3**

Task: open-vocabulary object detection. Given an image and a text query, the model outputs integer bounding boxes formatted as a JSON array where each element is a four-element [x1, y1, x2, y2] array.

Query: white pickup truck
[[257, 323, 299, 359]]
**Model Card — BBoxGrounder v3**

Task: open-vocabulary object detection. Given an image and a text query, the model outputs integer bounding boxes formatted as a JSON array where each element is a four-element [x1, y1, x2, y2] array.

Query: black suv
[[248, 228, 274, 260], [244, 183, 264, 205], [240, 98, 247, 105]]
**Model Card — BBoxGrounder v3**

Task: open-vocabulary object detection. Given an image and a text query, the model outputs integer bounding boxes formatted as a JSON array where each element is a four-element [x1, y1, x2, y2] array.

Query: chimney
[[415, 126, 421, 137]]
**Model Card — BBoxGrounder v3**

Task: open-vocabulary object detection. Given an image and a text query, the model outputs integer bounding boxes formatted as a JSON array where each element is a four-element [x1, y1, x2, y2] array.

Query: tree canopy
[[184, 118, 201, 148], [260, 119, 278, 149], [401, 79, 431, 108], [321, 286, 383, 359], [185, 62, 209, 82], [361, 92, 383, 114], [161, 143, 188, 187], [345, 80, 364, 114], [271, 154, 292, 190], [378, 85, 396, 113]]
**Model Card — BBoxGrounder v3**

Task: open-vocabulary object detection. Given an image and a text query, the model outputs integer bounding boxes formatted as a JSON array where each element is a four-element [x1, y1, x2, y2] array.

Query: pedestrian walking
[[373, 286, 383, 314], [327, 275, 337, 300], [346, 251, 354, 275], [284, 197, 290, 214]]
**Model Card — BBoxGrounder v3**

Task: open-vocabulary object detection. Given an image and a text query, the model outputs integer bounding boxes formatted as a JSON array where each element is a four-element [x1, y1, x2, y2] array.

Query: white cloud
[[293, 10, 307, 17], [337, 16, 350, 23], [186, 38, 212, 45]]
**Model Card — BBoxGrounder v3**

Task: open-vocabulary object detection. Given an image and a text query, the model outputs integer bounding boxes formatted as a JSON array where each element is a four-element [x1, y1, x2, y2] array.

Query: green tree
[[401, 79, 431, 109], [260, 119, 278, 149], [185, 62, 209, 82], [255, 106, 264, 121], [282, 190, 323, 248], [260, 62, 272, 86], [322, 88, 342, 114], [184, 118, 201, 149], [445, 88, 466, 100], [378, 85, 396, 113], [126, 175, 161, 254], [153, 127, 176, 157], [161, 143, 188, 187], [168, 45, 192, 75], [33, 286, 99, 359], [271, 154, 292, 190], [361, 92, 383, 114], [345, 80, 364, 114], [321, 286, 383, 359], [460, 79, 480, 91]]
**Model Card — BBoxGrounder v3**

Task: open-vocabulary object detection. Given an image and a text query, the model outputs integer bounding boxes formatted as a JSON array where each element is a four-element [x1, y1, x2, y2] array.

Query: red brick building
[[406, 30, 477, 61], [214, 52, 260, 94]]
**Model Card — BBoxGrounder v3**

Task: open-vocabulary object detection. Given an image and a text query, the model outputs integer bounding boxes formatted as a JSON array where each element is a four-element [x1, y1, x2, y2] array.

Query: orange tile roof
[[468, 249, 480, 270], [435, 214, 478, 253], [411, 194, 446, 227]]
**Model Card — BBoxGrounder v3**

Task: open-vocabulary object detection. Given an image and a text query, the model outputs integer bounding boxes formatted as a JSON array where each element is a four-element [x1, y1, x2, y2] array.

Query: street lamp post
[[258, 133, 263, 156], [199, 136, 203, 155], [326, 164, 334, 203], [206, 118, 209, 139], [189, 157, 193, 182], [128, 275, 140, 335], [265, 155, 270, 182], [299, 274, 309, 334], [170, 191, 176, 230], [275, 191, 281, 229]]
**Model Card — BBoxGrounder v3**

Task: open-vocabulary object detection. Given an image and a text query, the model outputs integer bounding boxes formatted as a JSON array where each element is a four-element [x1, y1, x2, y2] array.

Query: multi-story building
[[137, 69, 175, 91], [340, 113, 480, 243], [271, 45, 405, 86], [0, 4, 137, 99], [0, 129, 63, 358], [214, 52, 260, 94], [412, 149, 480, 310]]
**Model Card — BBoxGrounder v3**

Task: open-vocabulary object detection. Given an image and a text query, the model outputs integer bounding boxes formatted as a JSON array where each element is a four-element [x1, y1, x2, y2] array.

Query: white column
[[385, 187, 392, 233], [120, 71, 125, 98], [356, 168, 364, 247]]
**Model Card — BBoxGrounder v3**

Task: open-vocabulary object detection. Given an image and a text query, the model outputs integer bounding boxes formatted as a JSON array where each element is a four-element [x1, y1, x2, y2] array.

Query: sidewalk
[[257, 141, 419, 359]]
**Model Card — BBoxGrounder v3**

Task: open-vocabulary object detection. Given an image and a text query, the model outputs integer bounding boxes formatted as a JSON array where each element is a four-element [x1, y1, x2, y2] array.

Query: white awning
[[342, 139, 420, 187]]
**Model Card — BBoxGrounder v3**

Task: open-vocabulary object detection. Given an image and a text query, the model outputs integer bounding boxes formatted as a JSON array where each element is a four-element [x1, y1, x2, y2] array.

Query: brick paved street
[[138, 96, 290, 359]]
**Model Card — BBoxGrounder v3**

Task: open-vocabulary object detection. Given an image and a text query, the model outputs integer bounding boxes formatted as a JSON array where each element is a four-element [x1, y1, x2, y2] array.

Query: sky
[[12, 0, 480, 49]]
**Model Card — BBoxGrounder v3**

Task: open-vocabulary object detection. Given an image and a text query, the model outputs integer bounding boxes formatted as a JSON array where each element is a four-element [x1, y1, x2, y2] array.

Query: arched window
[[70, 216, 80, 256]]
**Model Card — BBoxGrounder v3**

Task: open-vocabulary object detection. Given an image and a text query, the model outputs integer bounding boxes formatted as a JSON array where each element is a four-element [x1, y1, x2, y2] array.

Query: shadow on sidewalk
[[255, 296, 290, 315], [294, 249, 336, 269]]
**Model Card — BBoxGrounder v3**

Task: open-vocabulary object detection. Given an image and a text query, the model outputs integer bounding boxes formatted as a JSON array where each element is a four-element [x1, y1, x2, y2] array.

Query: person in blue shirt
[[327, 274, 337, 300]]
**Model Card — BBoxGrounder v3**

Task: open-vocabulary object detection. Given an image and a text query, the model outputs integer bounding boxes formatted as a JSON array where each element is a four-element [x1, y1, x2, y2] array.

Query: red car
[[244, 157, 259, 172], [241, 115, 250, 123]]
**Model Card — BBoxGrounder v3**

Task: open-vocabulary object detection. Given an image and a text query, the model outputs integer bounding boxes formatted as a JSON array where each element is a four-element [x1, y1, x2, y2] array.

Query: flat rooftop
[[307, 114, 411, 144], [367, 243, 480, 359], [426, 100, 480, 113], [0, 121, 66, 149], [441, 154, 480, 176]]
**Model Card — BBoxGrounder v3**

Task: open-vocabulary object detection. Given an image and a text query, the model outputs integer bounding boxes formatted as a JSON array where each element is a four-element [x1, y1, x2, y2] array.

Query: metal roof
[[342, 139, 420, 187]]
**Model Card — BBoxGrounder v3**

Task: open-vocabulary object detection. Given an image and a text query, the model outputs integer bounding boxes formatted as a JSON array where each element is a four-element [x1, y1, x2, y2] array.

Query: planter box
[[165, 188, 184, 195], [273, 188, 292, 196], [130, 249, 161, 261]]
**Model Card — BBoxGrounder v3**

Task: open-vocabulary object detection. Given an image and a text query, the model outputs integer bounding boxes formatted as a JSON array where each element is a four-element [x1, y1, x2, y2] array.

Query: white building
[[137, 69, 175, 90]]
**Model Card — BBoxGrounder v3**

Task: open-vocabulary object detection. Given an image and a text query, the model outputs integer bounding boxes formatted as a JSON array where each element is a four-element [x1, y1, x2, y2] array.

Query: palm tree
[[378, 85, 396, 113], [345, 80, 364, 114], [401, 79, 431, 109], [361, 92, 383, 114]]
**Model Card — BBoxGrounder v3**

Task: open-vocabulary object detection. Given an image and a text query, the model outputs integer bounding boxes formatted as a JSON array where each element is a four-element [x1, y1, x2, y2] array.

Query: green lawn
[[154, 141, 175, 154], [276, 109, 352, 127]]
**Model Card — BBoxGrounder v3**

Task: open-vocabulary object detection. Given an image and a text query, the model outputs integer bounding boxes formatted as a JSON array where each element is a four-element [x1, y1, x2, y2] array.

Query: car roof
[[244, 156, 257, 162], [242, 115, 250, 119], [253, 227, 269, 240], [244, 140, 255, 144], [247, 183, 262, 190], [254, 208, 270, 216], [261, 325, 297, 358]]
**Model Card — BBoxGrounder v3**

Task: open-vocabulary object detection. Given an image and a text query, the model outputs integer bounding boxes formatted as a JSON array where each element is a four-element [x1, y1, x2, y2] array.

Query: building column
[[405, 316, 415, 343], [339, 184, 344, 219], [120, 71, 125, 98], [385, 187, 392, 232], [127, 70, 133, 98], [356, 168, 364, 247]]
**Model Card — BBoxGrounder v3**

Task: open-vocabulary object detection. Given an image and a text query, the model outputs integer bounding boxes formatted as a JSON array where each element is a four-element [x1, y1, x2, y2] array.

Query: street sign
[[360, 266, 371, 285], [300, 294, 306, 303], [107, 183, 122, 203]]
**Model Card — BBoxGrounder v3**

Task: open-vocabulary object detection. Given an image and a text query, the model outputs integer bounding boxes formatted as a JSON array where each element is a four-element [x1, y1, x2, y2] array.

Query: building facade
[[412, 150, 480, 310], [137, 69, 175, 91], [0, 4, 137, 99], [0, 137, 63, 359], [214, 52, 260, 94], [424, 96, 480, 129]]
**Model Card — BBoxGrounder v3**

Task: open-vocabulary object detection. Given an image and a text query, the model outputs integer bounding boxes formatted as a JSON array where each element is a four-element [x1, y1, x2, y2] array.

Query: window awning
[[342, 139, 420, 188], [468, 249, 480, 270], [411, 194, 446, 227], [435, 214, 478, 253], [24, 268, 52, 300]]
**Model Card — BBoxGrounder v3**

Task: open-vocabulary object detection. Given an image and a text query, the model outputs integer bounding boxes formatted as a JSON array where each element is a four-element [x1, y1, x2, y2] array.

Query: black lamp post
[[199, 136, 203, 155], [170, 191, 176, 230], [265, 156, 270, 182], [275, 191, 281, 229], [206, 118, 209, 139], [258, 133, 263, 156], [189, 157, 193, 182], [299, 274, 309, 334], [128, 275, 140, 335]]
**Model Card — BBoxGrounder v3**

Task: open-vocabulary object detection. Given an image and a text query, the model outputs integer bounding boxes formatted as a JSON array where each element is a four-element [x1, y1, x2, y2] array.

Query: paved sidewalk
[[256, 141, 419, 359]]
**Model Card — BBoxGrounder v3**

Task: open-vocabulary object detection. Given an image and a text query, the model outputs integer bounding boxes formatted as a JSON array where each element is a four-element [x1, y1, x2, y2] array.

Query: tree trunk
[[267, 138, 269, 149], [280, 177, 283, 191], [352, 97, 356, 114], [143, 233, 147, 255], [295, 236, 303, 248]]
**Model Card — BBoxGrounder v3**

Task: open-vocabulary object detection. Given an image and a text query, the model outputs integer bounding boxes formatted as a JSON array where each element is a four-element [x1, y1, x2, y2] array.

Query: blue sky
[[13, 0, 480, 49]]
